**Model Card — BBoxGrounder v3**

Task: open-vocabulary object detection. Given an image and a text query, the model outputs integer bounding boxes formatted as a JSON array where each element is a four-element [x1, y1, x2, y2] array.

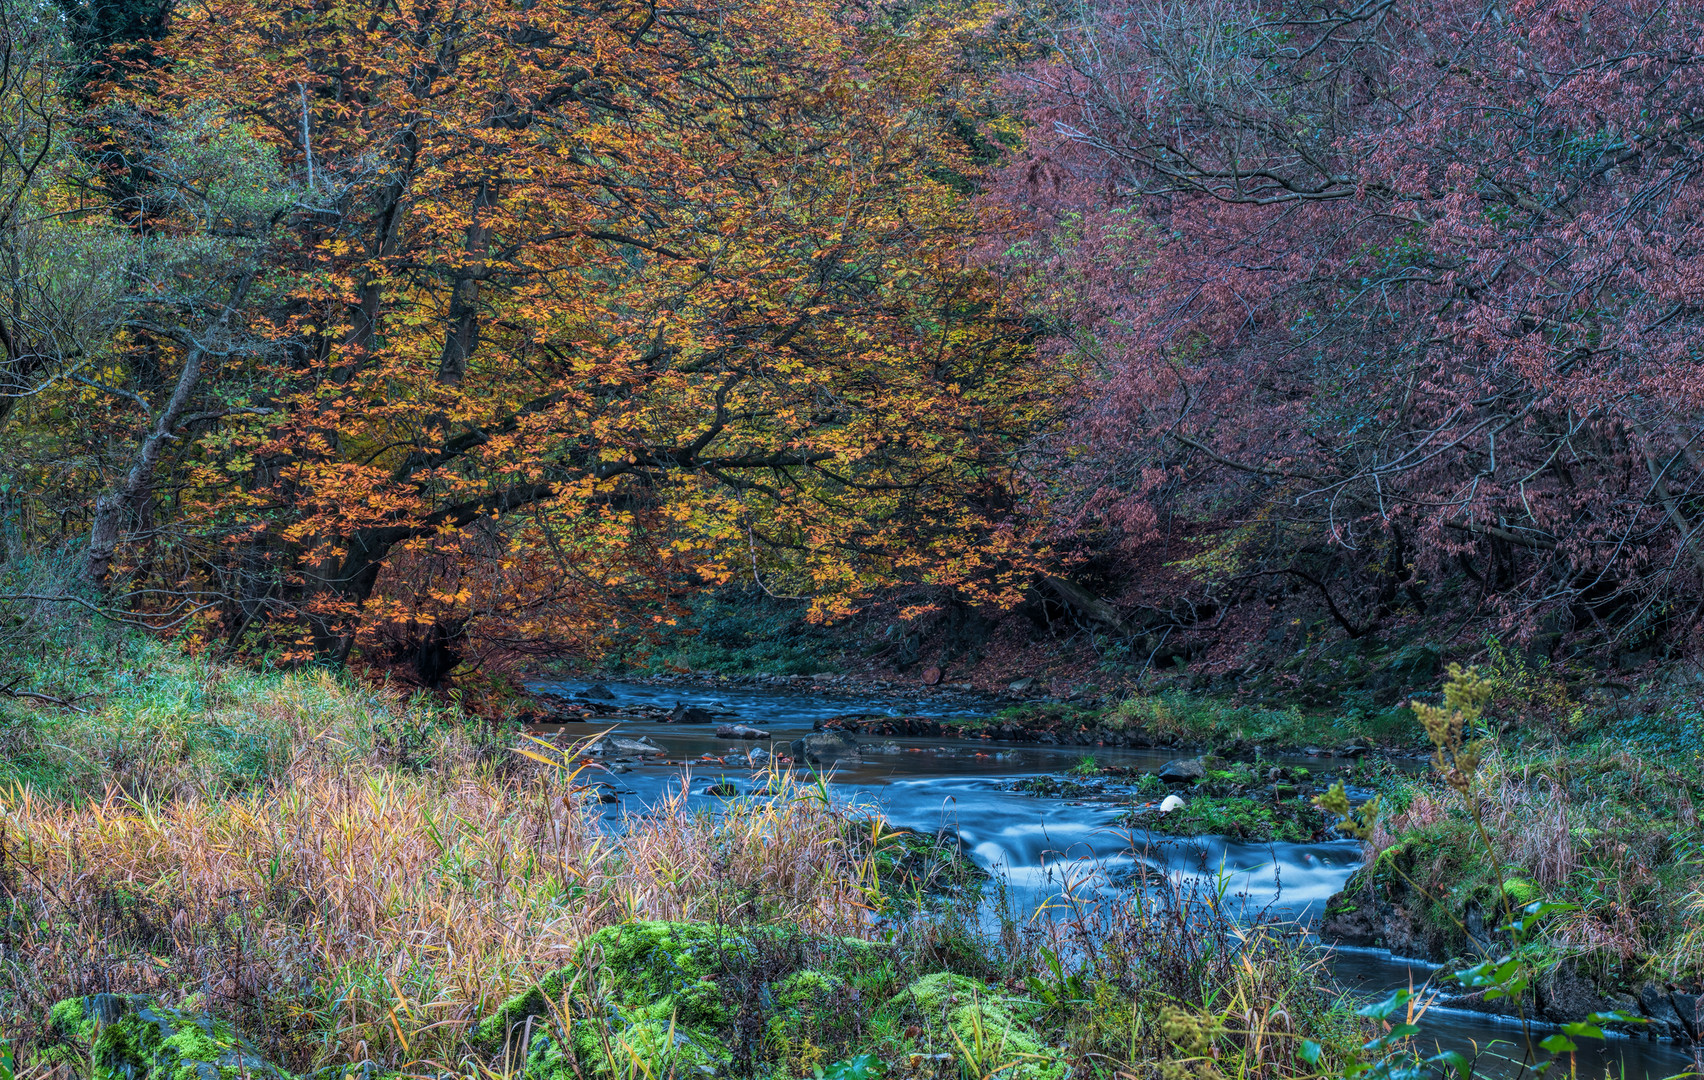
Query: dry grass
[[0, 660, 882, 1071]]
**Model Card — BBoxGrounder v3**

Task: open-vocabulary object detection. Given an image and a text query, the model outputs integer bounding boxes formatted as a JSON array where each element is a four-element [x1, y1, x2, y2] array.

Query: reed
[[1, 745, 879, 1070]]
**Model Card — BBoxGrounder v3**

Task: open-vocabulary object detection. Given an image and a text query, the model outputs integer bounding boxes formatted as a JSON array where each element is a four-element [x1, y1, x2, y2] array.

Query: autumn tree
[[73, 0, 1051, 668], [994, 0, 1704, 663]]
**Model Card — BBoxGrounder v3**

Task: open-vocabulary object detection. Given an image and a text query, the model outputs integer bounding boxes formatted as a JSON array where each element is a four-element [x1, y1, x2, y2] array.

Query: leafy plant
[[815, 1053, 885, 1080]]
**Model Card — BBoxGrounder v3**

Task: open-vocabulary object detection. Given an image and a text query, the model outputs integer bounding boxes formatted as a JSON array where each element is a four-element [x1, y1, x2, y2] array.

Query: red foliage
[[991, 0, 1704, 659]]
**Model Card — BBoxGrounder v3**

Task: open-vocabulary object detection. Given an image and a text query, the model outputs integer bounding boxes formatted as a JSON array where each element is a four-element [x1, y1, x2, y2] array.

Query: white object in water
[[1159, 794, 1185, 814]]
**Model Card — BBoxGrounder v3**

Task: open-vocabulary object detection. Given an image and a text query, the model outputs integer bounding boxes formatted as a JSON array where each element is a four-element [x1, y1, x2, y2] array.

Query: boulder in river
[[667, 702, 719, 723], [581, 683, 617, 700], [790, 730, 860, 765], [593, 735, 667, 757], [716, 723, 768, 739], [1157, 757, 1206, 783]]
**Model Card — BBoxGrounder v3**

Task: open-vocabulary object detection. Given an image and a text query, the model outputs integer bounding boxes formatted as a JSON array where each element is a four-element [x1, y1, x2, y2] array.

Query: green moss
[[764, 970, 850, 1049], [1501, 877, 1539, 907], [474, 969, 576, 1046], [887, 973, 986, 1013], [45, 995, 290, 1080], [773, 970, 845, 1010], [610, 1020, 729, 1077], [576, 921, 746, 1028], [48, 997, 94, 1039], [476, 922, 887, 1078], [479, 921, 757, 1049], [1137, 795, 1331, 843], [552, 1018, 730, 1080], [883, 975, 1064, 1080]]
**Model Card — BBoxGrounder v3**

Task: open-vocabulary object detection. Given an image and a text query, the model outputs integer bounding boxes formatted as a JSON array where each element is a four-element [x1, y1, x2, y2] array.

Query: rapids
[[529, 677, 1701, 1080]]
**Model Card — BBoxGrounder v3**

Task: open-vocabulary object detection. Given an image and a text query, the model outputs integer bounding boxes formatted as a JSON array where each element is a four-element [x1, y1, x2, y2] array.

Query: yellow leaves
[[118, 0, 1052, 658], [1412, 664, 1495, 795]]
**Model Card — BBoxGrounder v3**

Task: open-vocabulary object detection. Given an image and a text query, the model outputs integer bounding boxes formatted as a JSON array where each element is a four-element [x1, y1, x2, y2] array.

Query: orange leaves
[[120, 0, 1054, 663]]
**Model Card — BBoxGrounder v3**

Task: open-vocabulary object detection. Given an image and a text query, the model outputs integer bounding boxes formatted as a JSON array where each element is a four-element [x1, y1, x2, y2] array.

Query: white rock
[[1159, 794, 1185, 814]]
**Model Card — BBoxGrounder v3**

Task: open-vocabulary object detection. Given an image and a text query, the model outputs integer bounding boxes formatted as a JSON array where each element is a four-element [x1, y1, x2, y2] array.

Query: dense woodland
[[0, 0, 1698, 685]]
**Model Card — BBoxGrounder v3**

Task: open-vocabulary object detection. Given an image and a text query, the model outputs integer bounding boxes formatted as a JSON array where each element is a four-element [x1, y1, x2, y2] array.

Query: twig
[[0, 686, 90, 713]]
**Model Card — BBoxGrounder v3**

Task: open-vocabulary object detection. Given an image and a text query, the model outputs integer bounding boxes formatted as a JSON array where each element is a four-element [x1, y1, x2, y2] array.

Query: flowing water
[[529, 677, 1701, 1079]]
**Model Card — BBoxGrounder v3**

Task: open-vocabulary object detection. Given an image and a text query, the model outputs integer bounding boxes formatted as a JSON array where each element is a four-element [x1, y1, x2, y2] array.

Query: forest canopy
[[4, 0, 1704, 677]]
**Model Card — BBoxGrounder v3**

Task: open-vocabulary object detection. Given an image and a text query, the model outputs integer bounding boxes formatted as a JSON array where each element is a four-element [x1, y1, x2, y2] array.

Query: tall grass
[[3, 765, 880, 1067], [1365, 740, 1704, 975], [0, 635, 882, 1069], [1012, 865, 1361, 1079]]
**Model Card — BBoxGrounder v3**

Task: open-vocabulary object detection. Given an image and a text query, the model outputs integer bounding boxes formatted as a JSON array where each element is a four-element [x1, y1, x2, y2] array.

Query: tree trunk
[[436, 177, 496, 386], [84, 276, 252, 586]]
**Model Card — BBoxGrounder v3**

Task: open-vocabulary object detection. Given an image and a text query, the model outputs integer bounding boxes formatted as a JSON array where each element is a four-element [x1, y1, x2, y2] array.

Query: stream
[[529, 677, 1701, 1080]]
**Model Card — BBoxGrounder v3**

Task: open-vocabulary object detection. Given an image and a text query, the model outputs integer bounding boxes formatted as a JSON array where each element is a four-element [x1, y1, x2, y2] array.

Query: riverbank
[[1318, 734, 1704, 1041], [1311, 664, 1704, 1046], [3, 628, 1378, 1080]]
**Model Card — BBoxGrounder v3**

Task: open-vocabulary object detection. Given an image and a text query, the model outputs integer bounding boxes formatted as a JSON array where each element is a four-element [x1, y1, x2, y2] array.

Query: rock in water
[[593, 735, 667, 757], [716, 723, 768, 739], [1157, 757, 1205, 782], [790, 730, 861, 765], [581, 683, 617, 700], [705, 780, 738, 796], [667, 702, 718, 723]]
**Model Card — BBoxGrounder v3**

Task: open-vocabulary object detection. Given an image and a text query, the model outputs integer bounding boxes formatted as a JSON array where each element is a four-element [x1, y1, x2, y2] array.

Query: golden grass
[[0, 668, 882, 1070]]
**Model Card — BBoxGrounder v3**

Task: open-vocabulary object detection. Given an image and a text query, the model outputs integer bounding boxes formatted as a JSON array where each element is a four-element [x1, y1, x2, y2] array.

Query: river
[[529, 676, 1701, 1080]]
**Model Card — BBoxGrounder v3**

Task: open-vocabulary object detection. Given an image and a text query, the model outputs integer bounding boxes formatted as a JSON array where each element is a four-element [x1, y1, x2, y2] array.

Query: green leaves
[[1312, 780, 1380, 840], [816, 1053, 885, 1080]]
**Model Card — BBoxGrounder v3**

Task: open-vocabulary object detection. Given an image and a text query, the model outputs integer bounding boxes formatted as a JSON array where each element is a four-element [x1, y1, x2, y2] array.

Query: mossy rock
[[1501, 877, 1540, 907], [883, 974, 1065, 1080], [478, 922, 745, 1049], [478, 921, 883, 1077], [47, 994, 292, 1080], [1138, 795, 1331, 843], [764, 970, 853, 1051]]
